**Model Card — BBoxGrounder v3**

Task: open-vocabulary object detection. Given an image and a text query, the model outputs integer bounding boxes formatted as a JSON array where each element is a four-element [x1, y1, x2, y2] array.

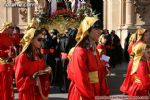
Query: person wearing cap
[[120, 32, 138, 95], [127, 28, 150, 96], [0, 22, 16, 100], [128, 45, 150, 97], [120, 29, 146, 95], [67, 16, 103, 100], [120, 28, 150, 96], [0, 22, 14, 34], [14, 27, 51, 100]]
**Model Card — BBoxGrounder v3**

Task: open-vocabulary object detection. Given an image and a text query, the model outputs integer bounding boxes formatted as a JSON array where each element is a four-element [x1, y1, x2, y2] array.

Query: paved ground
[[107, 61, 128, 95], [14, 61, 128, 100]]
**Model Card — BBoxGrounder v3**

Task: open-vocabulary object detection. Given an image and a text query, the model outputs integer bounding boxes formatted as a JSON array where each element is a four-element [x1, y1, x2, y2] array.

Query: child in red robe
[[127, 46, 150, 98], [0, 22, 16, 100], [97, 34, 110, 96], [120, 28, 148, 95]]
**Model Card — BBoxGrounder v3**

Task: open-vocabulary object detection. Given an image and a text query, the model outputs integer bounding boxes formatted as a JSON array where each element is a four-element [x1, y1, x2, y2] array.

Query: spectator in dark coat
[[106, 30, 123, 68]]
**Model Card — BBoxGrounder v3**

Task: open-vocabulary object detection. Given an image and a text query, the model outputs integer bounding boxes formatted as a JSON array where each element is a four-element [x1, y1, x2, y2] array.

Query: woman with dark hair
[[14, 28, 51, 100], [67, 17, 103, 100], [120, 28, 150, 97]]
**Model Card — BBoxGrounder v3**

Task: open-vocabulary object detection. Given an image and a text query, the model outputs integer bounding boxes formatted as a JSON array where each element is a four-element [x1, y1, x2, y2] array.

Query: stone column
[[5, 0, 13, 23], [27, 0, 33, 24], [105, 0, 112, 31], [125, 0, 134, 26], [120, 0, 125, 26], [119, 0, 136, 49], [103, 0, 107, 29]]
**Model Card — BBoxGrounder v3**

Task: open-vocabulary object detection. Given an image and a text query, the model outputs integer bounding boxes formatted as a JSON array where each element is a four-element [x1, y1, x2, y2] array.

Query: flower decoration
[[34, 0, 95, 33], [76, 1, 95, 21]]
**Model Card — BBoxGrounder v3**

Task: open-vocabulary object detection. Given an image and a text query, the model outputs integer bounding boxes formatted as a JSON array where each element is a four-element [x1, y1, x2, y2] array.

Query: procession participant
[[128, 29, 150, 96], [120, 28, 149, 94], [14, 27, 51, 100], [0, 22, 16, 100], [120, 32, 137, 94], [127, 45, 150, 98], [67, 16, 103, 100], [97, 34, 110, 96]]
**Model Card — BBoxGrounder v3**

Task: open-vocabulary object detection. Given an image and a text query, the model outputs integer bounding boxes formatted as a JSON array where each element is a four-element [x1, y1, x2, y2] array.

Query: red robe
[[127, 43, 134, 55], [14, 53, 50, 100], [128, 60, 150, 96], [120, 43, 135, 94], [68, 46, 108, 100], [0, 34, 14, 100], [97, 44, 110, 96], [120, 41, 146, 94], [97, 44, 106, 55], [120, 60, 133, 94]]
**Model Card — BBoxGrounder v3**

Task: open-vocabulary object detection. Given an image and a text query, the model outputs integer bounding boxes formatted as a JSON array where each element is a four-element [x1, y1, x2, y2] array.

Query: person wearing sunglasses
[[14, 27, 51, 100]]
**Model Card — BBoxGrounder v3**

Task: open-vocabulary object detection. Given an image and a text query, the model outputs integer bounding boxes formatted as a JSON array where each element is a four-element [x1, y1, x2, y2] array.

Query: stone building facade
[[103, 0, 150, 48], [0, 0, 150, 47]]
